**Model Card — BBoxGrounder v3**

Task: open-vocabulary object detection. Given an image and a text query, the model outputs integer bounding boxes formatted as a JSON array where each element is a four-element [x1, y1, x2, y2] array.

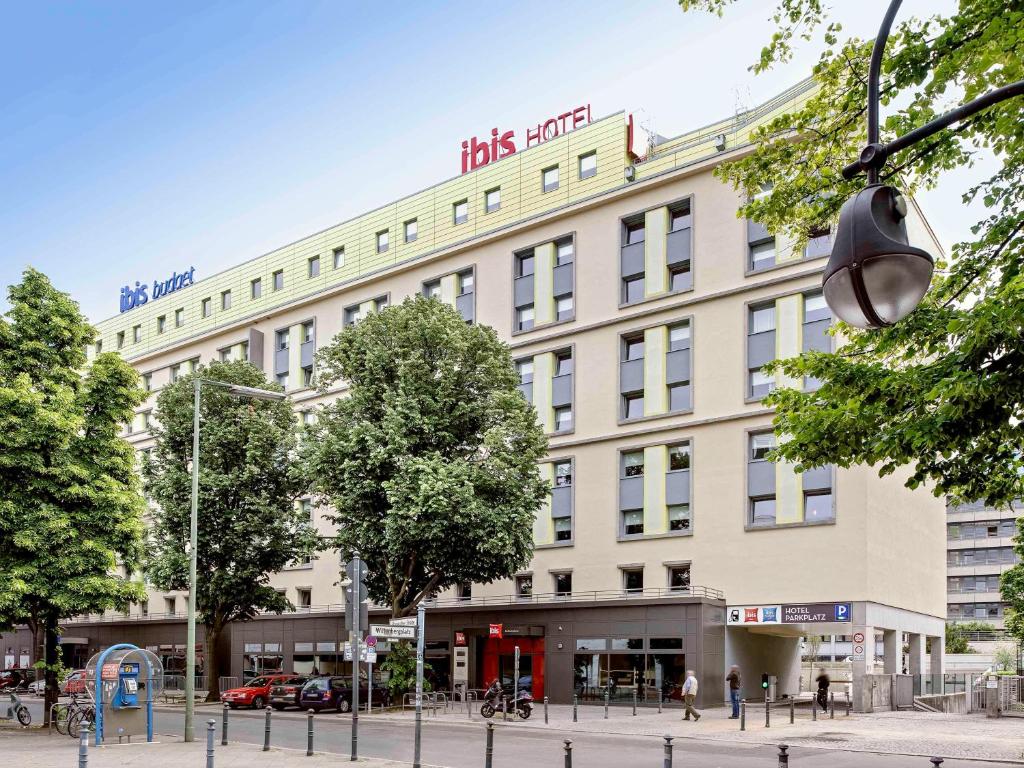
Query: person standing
[[815, 668, 831, 712], [726, 665, 741, 718], [681, 670, 701, 721]]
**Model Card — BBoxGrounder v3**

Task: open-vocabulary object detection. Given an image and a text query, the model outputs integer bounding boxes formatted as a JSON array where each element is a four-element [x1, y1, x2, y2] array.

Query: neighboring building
[[947, 500, 1022, 628], [0, 80, 947, 709]]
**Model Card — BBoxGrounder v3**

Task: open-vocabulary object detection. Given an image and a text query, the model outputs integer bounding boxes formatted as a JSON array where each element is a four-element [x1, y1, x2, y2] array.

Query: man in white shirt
[[681, 670, 701, 721]]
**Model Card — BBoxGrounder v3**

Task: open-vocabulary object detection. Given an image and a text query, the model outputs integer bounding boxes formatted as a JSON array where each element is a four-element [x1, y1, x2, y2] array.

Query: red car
[[220, 674, 291, 710], [62, 670, 89, 696]]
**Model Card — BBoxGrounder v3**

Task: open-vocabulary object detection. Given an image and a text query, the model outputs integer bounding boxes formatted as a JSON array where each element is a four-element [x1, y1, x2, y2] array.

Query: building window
[[750, 369, 775, 399], [458, 270, 474, 295], [668, 444, 690, 471], [555, 350, 573, 376], [578, 151, 597, 180], [669, 263, 690, 292], [623, 334, 644, 362], [750, 304, 776, 334], [240, 341, 249, 360], [276, 372, 289, 388], [221, 290, 232, 310], [750, 497, 777, 526], [175, 308, 185, 327], [554, 572, 572, 596], [668, 565, 691, 591], [424, 279, 441, 299], [308, 256, 320, 278], [302, 321, 314, 344], [344, 307, 361, 326], [453, 199, 468, 225], [251, 278, 262, 299], [668, 504, 691, 532], [750, 432, 776, 461], [405, 219, 418, 243], [625, 220, 645, 245], [297, 588, 312, 608], [276, 329, 289, 351], [623, 276, 645, 304], [622, 509, 644, 537], [376, 230, 389, 253], [333, 247, 345, 269], [142, 373, 152, 392], [516, 251, 535, 277], [543, 165, 559, 193], [554, 517, 572, 542], [165, 597, 176, 615], [622, 392, 644, 420], [554, 406, 572, 432], [670, 206, 691, 232], [622, 568, 644, 594], [273, 269, 284, 291], [156, 315, 166, 334], [556, 295, 574, 321], [669, 324, 690, 351], [554, 460, 572, 487], [556, 238, 574, 265], [668, 383, 690, 412], [516, 575, 532, 597], [516, 306, 534, 332], [622, 450, 644, 477], [376, 296, 389, 311], [457, 583, 472, 600], [139, 411, 150, 431], [750, 240, 776, 271], [485, 187, 501, 213], [516, 359, 534, 384], [117, 331, 125, 349], [219, 348, 231, 362], [804, 291, 830, 322], [132, 325, 142, 343], [804, 491, 834, 522], [169, 363, 181, 383], [201, 298, 212, 317]]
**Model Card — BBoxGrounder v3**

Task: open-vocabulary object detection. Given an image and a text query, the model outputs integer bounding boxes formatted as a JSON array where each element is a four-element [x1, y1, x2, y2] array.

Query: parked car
[[298, 676, 389, 713], [269, 675, 311, 710], [62, 669, 89, 696], [220, 674, 292, 709], [0, 669, 36, 691], [28, 679, 47, 695]]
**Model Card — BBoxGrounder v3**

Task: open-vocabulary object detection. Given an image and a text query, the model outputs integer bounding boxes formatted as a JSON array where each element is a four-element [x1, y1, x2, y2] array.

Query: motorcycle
[[479, 679, 533, 720]]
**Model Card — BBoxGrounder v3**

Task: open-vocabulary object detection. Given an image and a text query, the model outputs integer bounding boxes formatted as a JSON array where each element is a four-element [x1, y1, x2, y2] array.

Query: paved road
[[23, 701, 1007, 768]]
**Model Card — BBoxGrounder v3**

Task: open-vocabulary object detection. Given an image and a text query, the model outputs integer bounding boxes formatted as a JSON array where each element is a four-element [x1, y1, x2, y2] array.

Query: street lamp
[[184, 378, 286, 742], [824, 0, 1024, 329]]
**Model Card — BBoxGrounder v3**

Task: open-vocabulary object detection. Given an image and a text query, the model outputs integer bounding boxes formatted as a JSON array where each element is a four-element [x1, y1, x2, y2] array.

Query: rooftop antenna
[[733, 85, 752, 119]]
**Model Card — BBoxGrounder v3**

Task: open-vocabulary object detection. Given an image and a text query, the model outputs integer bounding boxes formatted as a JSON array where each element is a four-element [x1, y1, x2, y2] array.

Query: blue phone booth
[[85, 644, 164, 745]]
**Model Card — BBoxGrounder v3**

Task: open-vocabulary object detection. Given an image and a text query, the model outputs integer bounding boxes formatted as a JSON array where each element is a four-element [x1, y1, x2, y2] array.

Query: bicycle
[[53, 694, 85, 735], [66, 698, 95, 738]]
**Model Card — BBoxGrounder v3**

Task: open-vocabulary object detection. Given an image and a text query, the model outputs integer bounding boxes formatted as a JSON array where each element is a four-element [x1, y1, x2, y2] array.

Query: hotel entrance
[[472, 633, 545, 700]]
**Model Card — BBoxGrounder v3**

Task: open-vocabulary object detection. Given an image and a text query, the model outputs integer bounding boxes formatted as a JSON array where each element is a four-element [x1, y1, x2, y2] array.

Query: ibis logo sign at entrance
[[728, 602, 852, 625], [460, 104, 592, 174]]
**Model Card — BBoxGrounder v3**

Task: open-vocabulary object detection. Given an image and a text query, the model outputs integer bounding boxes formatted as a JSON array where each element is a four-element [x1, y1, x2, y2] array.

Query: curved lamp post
[[824, 0, 1024, 328], [184, 379, 286, 742]]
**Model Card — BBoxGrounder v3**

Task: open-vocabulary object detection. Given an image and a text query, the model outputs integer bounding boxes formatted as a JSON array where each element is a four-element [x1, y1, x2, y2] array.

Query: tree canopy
[[302, 296, 549, 617], [0, 268, 147, 720], [143, 360, 318, 698], [678, 0, 1024, 507]]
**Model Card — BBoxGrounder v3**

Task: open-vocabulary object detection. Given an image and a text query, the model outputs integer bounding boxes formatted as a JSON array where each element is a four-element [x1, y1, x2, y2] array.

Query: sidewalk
[[0, 730, 420, 768], [371, 701, 1024, 763]]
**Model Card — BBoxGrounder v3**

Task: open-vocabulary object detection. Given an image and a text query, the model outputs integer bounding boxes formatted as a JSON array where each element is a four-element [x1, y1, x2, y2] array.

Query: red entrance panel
[[481, 637, 544, 701]]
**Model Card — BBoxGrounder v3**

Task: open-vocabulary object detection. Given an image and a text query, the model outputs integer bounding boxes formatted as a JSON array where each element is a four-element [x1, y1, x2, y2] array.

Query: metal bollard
[[221, 702, 229, 746], [206, 719, 215, 768], [563, 738, 573, 768], [604, 689, 609, 719], [830, 692, 835, 719], [484, 721, 494, 768], [544, 696, 549, 724], [503, 694, 508, 722], [846, 691, 851, 716], [307, 709, 314, 756], [78, 726, 88, 768], [930, 759, 944, 767], [573, 694, 578, 722], [777, 744, 789, 767], [789, 698, 794, 724], [812, 695, 817, 721], [263, 706, 271, 752], [658, 688, 663, 714], [740, 699, 746, 731], [632, 690, 637, 716], [765, 697, 771, 728], [663, 735, 673, 768]]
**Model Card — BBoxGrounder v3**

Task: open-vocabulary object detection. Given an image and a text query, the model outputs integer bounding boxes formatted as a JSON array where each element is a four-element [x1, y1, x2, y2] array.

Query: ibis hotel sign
[[460, 103, 592, 174], [119, 266, 196, 313]]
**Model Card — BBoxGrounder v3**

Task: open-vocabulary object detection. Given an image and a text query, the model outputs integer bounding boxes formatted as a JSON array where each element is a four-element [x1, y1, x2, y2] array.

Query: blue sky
[[0, 0, 991, 321]]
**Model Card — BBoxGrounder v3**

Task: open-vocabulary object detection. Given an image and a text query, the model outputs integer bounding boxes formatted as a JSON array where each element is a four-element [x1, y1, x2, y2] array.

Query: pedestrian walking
[[815, 668, 830, 713], [726, 665, 741, 719], [681, 670, 701, 722]]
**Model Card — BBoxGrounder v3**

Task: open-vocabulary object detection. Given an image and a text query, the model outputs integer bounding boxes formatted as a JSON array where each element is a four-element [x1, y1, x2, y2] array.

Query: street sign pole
[[413, 602, 425, 768], [513, 646, 520, 720], [350, 553, 361, 762]]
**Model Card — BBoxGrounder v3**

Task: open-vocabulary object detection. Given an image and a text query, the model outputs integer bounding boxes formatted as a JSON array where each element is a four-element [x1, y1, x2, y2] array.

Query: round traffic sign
[[853, 632, 865, 644], [365, 635, 377, 647], [854, 645, 864, 655]]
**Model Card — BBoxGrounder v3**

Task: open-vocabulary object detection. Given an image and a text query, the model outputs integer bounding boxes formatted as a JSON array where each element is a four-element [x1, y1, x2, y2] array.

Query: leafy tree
[[1003, 518, 1024, 647], [992, 644, 1016, 672], [302, 296, 549, 617], [144, 360, 318, 700], [944, 623, 972, 654], [379, 641, 431, 699], [676, 0, 1024, 506], [0, 269, 146, 723], [803, 634, 823, 690]]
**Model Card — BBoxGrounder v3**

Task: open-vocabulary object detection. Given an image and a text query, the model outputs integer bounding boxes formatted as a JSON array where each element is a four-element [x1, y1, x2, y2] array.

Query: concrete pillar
[[929, 634, 944, 678], [882, 630, 901, 674], [851, 625, 875, 713], [907, 633, 925, 676]]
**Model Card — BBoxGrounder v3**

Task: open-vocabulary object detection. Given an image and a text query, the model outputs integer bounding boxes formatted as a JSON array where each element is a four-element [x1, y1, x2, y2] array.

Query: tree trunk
[[42, 618, 59, 727], [204, 621, 223, 702]]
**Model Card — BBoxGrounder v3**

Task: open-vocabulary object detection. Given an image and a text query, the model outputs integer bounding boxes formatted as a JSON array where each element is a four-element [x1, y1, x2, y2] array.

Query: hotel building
[[1, 80, 947, 709]]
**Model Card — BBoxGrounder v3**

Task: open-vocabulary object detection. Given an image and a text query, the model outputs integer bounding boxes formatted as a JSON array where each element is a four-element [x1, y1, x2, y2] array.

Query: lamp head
[[822, 184, 934, 329]]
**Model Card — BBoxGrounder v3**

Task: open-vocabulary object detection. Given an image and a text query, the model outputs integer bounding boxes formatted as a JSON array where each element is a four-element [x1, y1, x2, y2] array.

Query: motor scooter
[[479, 679, 533, 719]]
